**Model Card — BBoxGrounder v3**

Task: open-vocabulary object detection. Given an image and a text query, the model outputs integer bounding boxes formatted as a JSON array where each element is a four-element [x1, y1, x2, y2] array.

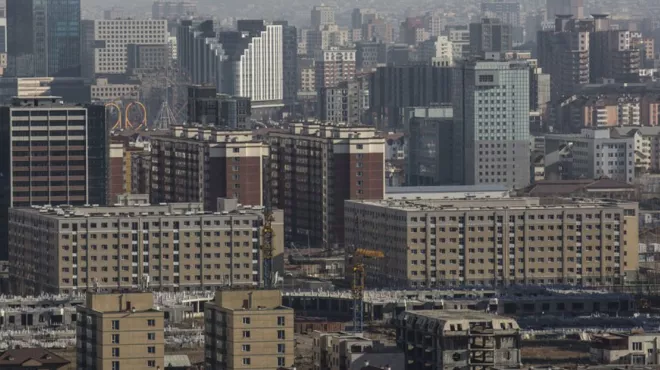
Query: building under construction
[[395, 310, 521, 370]]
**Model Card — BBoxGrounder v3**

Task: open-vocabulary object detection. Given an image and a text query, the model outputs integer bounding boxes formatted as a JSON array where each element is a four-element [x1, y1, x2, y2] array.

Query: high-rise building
[[187, 85, 251, 128], [590, 27, 641, 83], [0, 17, 6, 53], [318, 80, 365, 125], [76, 291, 164, 370], [311, 5, 335, 29], [345, 196, 639, 288], [537, 16, 591, 100], [217, 20, 284, 111], [204, 290, 294, 370], [399, 17, 430, 46], [453, 56, 531, 189], [314, 47, 356, 90], [444, 25, 471, 60], [305, 24, 350, 54], [423, 11, 444, 37], [355, 41, 387, 72], [469, 18, 513, 56], [274, 21, 298, 110], [403, 105, 456, 186], [6, 0, 81, 77], [81, 19, 168, 78], [0, 96, 108, 261], [150, 126, 269, 209], [351, 8, 378, 30], [481, 1, 521, 27], [176, 20, 222, 87], [9, 198, 284, 295], [419, 36, 454, 66], [546, 0, 584, 19], [152, 0, 196, 19], [369, 65, 453, 128], [268, 123, 385, 248]]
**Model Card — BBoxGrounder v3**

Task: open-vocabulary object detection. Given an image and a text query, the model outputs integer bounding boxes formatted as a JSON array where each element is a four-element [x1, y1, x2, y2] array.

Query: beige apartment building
[[8, 197, 284, 295], [345, 197, 639, 288], [204, 289, 294, 370], [76, 291, 164, 370]]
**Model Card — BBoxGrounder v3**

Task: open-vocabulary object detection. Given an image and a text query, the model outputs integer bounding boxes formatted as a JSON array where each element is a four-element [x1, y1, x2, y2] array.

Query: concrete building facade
[[345, 197, 639, 288], [315, 48, 356, 90], [453, 57, 531, 189], [81, 19, 168, 77], [8, 199, 284, 295], [268, 123, 385, 249], [0, 97, 107, 261], [395, 311, 521, 370], [76, 291, 164, 370], [150, 126, 269, 209], [204, 290, 294, 370]]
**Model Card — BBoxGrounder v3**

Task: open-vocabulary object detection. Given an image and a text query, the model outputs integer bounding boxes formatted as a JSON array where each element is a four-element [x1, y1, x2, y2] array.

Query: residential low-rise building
[[395, 311, 521, 370], [204, 289, 294, 370], [312, 331, 403, 370], [591, 332, 660, 365]]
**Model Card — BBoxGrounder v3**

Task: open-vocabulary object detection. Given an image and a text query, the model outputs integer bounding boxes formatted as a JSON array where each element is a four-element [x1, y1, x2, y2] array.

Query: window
[[278, 344, 286, 353], [277, 316, 286, 326], [111, 320, 120, 330], [147, 319, 156, 327], [112, 361, 120, 370], [147, 360, 156, 367], [243, 330, 251, 338], [112, 348, 120, 357], [148, 346, 156, 354], [277, 330, 286, 339], [242, 317, 251, 324], [148, 333, 155, 340], [633, 342, 643, 351], [479, 74, 494, 83], [243, 358, 251, 365], [278, 357, 286, 366], [242, 344, 251, 352], [111, 334, 120, 344]]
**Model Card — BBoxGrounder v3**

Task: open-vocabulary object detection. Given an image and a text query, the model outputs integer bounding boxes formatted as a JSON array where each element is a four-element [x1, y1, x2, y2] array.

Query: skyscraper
[[6, 0, 81, 77], [481, 1, 521, 27], [311, 5, 335, 29], [469, 18, 513, 56], [453, 56, 531, 189], [0, 97, 108, 260], [546, 0, 584, 19], [274, 21, 298, 110]]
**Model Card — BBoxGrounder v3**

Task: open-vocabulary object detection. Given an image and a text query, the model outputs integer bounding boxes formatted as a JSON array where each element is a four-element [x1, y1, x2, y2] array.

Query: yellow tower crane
[[351, 248, 384, 332]]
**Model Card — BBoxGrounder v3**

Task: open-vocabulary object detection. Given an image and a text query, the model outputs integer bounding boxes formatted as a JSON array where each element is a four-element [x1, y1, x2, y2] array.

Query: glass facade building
[[6, 0, 80, 77]]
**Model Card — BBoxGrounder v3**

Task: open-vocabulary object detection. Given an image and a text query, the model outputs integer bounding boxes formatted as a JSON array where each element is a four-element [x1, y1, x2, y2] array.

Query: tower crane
[[351, 248, 384, 333]]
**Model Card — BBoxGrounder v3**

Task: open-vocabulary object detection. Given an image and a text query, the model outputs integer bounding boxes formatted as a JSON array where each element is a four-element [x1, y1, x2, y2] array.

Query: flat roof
[[386, 185, 508, 194], [405, 310, 515, 322]]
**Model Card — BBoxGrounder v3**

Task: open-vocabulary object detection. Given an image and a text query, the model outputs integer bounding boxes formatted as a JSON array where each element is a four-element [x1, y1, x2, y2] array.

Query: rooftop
[[403, 309, 517, 323], [526, 178, 635, 196], [347, 197, 633, 212], [0, 348, 70, 367], [10, 202, 268, 219]]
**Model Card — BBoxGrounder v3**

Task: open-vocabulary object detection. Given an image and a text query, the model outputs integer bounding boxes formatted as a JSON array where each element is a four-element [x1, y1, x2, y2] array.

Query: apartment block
[[318, 80, 365, 125], [312, 331, 403, 370], [187, 85, 251, 129], [591, 332, 660, 365], [402, 105, 456, 186], [395, 311, 521, 370], [315, 48, 356, 90], [0, 96, 108, 261], [8, 199, 284, 295], [81, 19, 168, 77], [469, 18, 513, 56], [268, 123, 385, 249], [204, 289, 294, 370], [344, 197, 639, 288], [311, 5, 336, 30], [538, 16, 591, 99], [545, 128, 636, 183], [612, 126, 660, 173], [150, 125, 269, 209], [76, 291, 164, 370]]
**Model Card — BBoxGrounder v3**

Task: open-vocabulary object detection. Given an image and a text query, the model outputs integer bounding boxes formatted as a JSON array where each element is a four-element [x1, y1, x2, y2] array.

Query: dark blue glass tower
[[7, 0, 80, 77]]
